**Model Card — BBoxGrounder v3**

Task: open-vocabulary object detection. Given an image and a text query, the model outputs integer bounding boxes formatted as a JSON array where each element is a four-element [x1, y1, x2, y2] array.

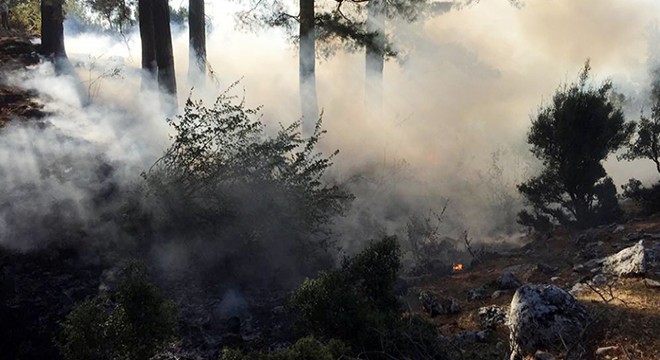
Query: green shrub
[[517, 62, 634, 230], [291, 237, 401, 351], [220, 336, 350, 360], [143, 87, 352, 280], [57, 297, 113, 360], [290, 237, 449, 359], [58, 263, 177, 360], [620, 102, 660, 176], [10, 0, 41, 34], [621, 178, 660, 215]]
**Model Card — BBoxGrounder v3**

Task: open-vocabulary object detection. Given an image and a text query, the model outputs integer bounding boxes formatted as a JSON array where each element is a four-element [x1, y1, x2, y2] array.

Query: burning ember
[[453, 264, 464, 271]]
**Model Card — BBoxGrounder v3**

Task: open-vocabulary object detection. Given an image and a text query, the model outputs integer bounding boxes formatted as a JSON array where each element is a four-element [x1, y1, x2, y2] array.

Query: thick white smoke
[[2, 0, 660, 258]]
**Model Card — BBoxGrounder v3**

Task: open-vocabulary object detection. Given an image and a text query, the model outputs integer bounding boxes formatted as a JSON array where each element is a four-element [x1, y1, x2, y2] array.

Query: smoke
[[2, 0, 660, 276]]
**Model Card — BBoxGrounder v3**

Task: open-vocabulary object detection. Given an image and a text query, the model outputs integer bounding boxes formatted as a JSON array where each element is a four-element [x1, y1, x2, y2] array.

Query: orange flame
[[453, 264, 464, 271]]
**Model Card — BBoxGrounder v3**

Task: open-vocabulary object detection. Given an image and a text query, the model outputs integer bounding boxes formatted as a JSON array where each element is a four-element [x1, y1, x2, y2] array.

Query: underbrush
[[621, 179, 660, 216], [141, 87, 353, 284], [284, 237, 449, 360], [57, 262, 177, 360]]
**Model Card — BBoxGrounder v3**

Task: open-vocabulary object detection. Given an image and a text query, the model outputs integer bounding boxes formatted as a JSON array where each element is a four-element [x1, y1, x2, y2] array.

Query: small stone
[[498, 271, 523, 290], [419, 290, 461, 317], [595, 346, 618, 355], [454, 329, 490, 344], [535, 263, 558, 275], [467, 287, 488, 301], [569, 282, 591, 297], [478, 305, 507, 328], [643, 278, 660, 288], [612, 225, 625, 234], [551, 276, 561, 282], [492, 290, 508, 299], [584, 258, 605, 269], [590, 274, 608, 287], [534, 351, 556, 360]]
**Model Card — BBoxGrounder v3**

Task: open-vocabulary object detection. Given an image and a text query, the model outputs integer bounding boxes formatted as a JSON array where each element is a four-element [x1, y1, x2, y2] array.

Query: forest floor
[[407, 216, 660, 360], [0, 34, 45, 127], [1, 32, 659, 360]]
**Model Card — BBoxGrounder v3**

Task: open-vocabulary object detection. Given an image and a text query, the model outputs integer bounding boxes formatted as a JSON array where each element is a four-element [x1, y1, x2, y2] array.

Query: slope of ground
[[407, 217, 660, 360], [0, 36, 45, 127]]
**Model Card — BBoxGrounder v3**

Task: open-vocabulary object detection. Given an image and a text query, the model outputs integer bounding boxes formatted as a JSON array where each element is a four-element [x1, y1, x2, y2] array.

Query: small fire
[[453, 263, 464, 271]]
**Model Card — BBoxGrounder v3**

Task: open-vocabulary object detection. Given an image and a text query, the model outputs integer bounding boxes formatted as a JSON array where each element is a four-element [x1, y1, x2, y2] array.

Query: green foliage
[[143, 85, 352, 279], [621, 103, 660, 176], [291, 237, 402, 350], [84, 0, 135, 31], [169, 5, 188, 25], [517, 62, 634, 230], [58, 263, 177, 360], [288, 237, 448, 360], [9, 0, 40, 35], [58, 297, 113, 360], [220, 336, 350, 360], [621, 178, 660, 215]]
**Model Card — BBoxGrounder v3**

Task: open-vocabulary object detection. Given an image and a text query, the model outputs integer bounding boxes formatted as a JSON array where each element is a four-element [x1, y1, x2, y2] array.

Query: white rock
[[508, 284, 589, 360], [601, 240, 651, 276], [643, 278, 660, 288], [595, 346, 618, 355]]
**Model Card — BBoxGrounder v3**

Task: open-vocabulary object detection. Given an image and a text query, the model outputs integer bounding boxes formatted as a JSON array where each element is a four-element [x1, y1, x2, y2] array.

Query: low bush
[[142, 87, 352, 283], [58, 262, 177, 360], [290, 237, 449, 359], [290, 236, 401, 350], [621, 179, 660, 215], [220, 336, 350, 360]]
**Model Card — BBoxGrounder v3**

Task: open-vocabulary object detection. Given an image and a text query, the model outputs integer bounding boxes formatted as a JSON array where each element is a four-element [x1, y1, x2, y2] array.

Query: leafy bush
[[58, 263, 177, 360], [220, 336, 350, 360], [143, 86, 352, 281], [517, 62, 634, 230], [621, 103, 660, 175], [290, 237, 449, 359], [291, 236, 401, 350], [57, 297, 113, 360], [9, 0, 41, 34], [621, 178, 660, 215]]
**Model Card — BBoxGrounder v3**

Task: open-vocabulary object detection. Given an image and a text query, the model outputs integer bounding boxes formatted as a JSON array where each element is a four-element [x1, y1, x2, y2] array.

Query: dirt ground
[[0, 35, 45, 127], [405, 216, 660, 360]]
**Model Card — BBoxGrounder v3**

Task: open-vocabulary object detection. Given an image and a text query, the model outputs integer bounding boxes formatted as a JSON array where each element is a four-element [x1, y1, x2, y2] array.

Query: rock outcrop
[[508, 284, 590, 360], [419, 290, 461, 317], [478, 305, 508, 329], [601, 240, 652, 276], [498, 271, 523, 290]]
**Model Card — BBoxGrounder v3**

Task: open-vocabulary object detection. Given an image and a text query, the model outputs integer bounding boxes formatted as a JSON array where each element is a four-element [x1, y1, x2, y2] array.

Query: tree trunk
[[299, 0, 318, 135], [188, 0, 206, 82], [152, 0, 177, 97], [40, 0, 67, 64], [138, 0, 157, 82], [365, 0, 385, 112]]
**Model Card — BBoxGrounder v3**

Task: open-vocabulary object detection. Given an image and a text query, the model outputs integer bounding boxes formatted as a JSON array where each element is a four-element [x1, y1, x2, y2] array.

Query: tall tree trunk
[[365, 0, 385, 112], [152, 0, 177, 97], [40, 0, 67, 69], [188, 0, 206, 82], [299, 0, 318, 135], [138, 0, 157, 83]]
